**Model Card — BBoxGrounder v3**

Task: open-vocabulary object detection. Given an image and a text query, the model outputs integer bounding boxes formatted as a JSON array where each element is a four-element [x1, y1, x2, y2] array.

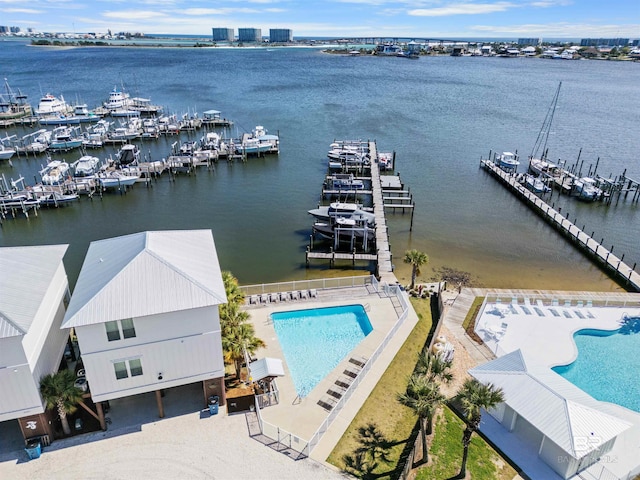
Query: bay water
[[1, 41, 638, 290]]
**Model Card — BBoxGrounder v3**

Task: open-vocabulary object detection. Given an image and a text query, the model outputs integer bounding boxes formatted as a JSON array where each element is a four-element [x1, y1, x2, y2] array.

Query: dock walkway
[[481, 159, 640, 291]]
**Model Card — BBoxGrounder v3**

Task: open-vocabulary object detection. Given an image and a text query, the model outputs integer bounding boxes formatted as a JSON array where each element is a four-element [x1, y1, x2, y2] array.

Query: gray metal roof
[[469, 349, 631, 459], [249, 357, 285, 382], [0, 244, 69, 339], [62, 230, 227, 328]]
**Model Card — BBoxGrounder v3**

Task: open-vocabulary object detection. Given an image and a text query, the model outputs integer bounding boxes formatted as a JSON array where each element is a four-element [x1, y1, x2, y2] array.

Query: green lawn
[[326, 295, 517, 480], [326, 296, 433, 479], [415, 406, 515, 480]]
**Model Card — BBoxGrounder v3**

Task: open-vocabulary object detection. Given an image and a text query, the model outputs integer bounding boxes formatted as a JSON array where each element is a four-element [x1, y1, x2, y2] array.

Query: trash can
[[208, 395, 219, 415], [25, 439, 41, 460]]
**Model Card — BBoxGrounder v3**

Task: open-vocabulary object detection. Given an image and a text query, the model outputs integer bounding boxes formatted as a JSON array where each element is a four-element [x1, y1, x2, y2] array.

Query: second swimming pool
[[271, 305, 373, 397]]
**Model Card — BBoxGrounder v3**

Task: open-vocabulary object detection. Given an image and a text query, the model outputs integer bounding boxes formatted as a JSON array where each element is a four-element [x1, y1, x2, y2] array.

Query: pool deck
[[442, 288, 640, 480], [245, 283, 419, 462]]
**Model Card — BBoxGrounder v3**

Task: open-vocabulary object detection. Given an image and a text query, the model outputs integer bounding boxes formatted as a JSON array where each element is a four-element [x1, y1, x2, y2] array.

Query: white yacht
[[35, 93, 72, 116], [40, 160, 70, 185], [308, 202, 375, 225]]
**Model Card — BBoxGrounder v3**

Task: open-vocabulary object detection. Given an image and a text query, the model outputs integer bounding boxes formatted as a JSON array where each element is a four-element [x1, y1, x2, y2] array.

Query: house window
[[105, 319, 137, 341], [121, 318, 136, 339], [114, 361, 128, 379], [106, 321, 121, 342], [129, 359, 143, 377], [113, 359, 143, 380]]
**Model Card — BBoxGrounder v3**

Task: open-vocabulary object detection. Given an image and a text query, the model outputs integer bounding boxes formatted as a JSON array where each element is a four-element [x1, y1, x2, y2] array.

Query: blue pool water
[[271, 305, 373, 397], [552, 319, 640, 412]]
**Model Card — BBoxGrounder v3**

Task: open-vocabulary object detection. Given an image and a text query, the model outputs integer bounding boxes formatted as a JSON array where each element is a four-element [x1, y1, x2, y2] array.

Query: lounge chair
[[299, 290, 308, 299], [327, 384, 346, 399], [290, 291, 300, 300], [344, 365, 361, 378], [249, 295, 258, 305], [260, 294, 269, 304], [279, 292, 289, 302], [335, 375, 353, 389], [317, 396, 337, 411], [309, 289, 318, 298], [349, 356, 368, 368], [574, 310, 585, 319], [549, 308, 560, 317], [269, 293, 279, 303]]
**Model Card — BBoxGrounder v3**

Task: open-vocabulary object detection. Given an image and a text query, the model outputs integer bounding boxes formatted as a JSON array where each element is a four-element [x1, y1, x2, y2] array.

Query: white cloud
[[470, 22, 640, 37], [102, 10, 168, 20], [410, 2, 516, 16], [1, 8, 43, 13]]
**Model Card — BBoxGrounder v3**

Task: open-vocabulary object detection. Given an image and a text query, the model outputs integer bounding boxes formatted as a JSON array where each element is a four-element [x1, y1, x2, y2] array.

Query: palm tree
[[403, 249, 429, 290], [455, 379, 505, 478], [415, 351, 453, 385], [397, 374, 446, 464], [354, 423, 392, 466], [40, 370, 84, 436], [220, 271, 245, 319], [222, 317, 266, 380]]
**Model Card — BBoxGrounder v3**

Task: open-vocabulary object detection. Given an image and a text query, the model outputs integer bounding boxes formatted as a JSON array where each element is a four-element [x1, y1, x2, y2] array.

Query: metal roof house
[[469, 349, 631, 479], [0, 245, 70, 442], [61, 230, 227, 417]]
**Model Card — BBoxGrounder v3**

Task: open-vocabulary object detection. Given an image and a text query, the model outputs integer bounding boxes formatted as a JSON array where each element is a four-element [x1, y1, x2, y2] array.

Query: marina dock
[[306, 141, 412, 279], [480, 159, 640, 292]]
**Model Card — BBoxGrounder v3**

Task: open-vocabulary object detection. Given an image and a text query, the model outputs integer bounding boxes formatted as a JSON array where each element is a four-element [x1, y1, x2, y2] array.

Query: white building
[[469, 349, 631, 479], [0, 245, 70, 442], [61, 230, 227, 416]]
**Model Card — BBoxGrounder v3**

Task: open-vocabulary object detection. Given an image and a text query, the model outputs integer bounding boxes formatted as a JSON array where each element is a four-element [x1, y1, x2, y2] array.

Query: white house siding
[[81, 331, 224, 402], [512, 414, 545, 453], [21, 263, 69, 365], [539, 436, 577, 479], [76, 306, 220, 355], [0, 363, 42, 422], [31, 300, 70, 389]]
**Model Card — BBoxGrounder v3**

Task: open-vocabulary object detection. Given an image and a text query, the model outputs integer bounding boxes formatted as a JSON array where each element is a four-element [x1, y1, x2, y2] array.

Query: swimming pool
[[271, 305, 373, 397], [552, 319, 640, 412]]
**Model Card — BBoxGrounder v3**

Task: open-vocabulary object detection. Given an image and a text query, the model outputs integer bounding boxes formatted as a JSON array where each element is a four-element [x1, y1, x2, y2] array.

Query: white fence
[[250, 280, 409, 459], [240, 274, 378, 296]]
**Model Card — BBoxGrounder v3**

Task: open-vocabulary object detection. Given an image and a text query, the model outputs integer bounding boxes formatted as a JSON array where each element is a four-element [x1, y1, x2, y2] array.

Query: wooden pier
[[480, 159, 640, 292], [307, 141, 413, 280]]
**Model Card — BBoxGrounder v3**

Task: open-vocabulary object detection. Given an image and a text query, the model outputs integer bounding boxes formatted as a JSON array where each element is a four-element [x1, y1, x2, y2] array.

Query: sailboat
[[528, 82, 561, 177]]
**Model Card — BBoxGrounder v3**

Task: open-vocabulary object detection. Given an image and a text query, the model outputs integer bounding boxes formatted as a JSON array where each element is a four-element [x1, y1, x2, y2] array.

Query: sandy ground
[[0, 409, 346, 480]]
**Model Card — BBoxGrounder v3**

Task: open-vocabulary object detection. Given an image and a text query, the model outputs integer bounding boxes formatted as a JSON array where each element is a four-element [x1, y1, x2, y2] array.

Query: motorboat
[[116, 144, 140, 166], [38, 103, 101, 125], [378, 152, 393, 171], [72, 155, 101, 177], [97, 171, 140, 189], [16, 129, 50, 154], [528, 157, 562, 177], [104, 86, 133, 111], [47, 126, 83, 151], [0, 79, 32, 120], [37, 191, 79, 206], [0, 136, 17, 161], [326, 173, 365, 191], [130, 97, 162, 115], [35, 93, 72, 116], [573, 177, 603, 201], [522, 174, 550, 193], [496, 151, 519, 170], [308, 202, 375, 225], [312, 217, 376, 241], [237, 125, 279, 155], [40, 160, 70, 185]]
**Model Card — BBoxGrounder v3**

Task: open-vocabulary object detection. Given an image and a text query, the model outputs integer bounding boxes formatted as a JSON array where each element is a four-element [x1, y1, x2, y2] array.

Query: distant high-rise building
[[211, 28, 234, 42], [269, 29, 293, 43], [580, 38, 629, 47], [238, 28, 262, 43], [0, 26, 8, 34], [518, 38, 541, 46]]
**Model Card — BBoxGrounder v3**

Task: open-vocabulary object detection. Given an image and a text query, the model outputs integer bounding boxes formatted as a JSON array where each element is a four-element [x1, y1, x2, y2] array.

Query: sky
[[1, 0, 639, 39]]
